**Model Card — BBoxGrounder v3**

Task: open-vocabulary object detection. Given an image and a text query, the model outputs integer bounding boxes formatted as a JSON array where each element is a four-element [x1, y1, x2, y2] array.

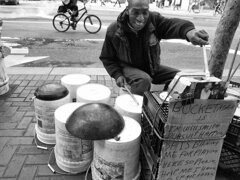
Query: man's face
[[127, 0, 150, 31]]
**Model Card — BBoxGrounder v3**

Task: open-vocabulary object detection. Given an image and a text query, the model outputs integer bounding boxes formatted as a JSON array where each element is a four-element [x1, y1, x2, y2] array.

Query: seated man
[[99, 0, 209, 96]]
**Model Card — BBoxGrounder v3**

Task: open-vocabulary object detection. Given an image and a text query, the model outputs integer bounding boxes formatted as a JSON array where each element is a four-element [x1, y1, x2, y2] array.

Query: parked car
[[0, 0, 19, 5]]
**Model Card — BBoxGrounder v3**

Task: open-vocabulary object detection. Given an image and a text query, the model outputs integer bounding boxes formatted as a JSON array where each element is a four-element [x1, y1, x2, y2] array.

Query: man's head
[[126, 0, 150, 31]]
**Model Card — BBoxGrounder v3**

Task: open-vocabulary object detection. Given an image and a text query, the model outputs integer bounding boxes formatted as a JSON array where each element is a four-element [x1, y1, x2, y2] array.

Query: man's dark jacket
[[99, 9, 195, 81]]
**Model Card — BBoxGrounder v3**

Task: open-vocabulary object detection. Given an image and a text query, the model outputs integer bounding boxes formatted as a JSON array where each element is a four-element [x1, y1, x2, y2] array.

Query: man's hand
[[186, 29, 209, 46], [116, 76, 126, 87]]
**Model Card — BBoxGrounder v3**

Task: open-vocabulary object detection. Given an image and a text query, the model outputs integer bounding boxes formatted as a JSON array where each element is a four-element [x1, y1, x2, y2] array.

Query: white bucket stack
[[61, 74, 91, 102], [54, 103, 93, 173], [114, 94, 143, 124], [77, 83, 111, 104], [92, 116, 142, 180]]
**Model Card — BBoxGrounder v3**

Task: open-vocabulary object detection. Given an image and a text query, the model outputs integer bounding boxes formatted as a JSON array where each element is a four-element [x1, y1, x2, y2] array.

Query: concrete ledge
[[49, 67, 109, 75]]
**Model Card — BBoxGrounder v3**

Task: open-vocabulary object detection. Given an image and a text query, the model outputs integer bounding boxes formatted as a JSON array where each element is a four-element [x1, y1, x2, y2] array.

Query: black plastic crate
[[219, 142, 240, 176], [225, 115, 240, 148], [142, 91, 168, 136], [142, 110, 163, 157], [139, 138, 159, 180]]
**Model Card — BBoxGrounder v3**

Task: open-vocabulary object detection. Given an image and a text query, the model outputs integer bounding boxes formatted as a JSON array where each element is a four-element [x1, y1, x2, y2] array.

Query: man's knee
[[130, 77, 151, 96]]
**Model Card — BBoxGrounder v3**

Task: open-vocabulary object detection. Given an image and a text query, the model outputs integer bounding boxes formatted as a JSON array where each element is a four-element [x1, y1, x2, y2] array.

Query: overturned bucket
[[34, 83, 71, 145], [54, 103, 93, 173], [61, 74, 91, 102]]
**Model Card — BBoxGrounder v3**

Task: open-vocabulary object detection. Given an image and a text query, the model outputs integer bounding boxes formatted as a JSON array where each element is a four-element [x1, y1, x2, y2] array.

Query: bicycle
[[52, 2, 102, 33]]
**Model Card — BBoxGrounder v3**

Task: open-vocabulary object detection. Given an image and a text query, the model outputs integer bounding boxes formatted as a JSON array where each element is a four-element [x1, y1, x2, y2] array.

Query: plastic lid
[[34, 83, 69, 101]]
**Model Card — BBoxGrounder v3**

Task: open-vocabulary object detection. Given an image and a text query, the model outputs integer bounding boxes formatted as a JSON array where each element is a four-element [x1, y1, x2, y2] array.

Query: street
[[0, 1, 240, 70]]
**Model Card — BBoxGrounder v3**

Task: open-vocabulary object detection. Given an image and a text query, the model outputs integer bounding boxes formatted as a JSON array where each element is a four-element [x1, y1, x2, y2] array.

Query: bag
[[57, 5, 67, 13]]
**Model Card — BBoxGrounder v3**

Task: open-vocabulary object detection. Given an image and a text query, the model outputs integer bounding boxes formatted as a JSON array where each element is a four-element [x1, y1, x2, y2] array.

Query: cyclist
[[58, 0, 79, 30]]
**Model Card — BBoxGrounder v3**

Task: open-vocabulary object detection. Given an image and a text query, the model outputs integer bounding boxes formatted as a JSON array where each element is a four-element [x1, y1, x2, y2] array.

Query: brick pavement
[[0, 69, 119, 180], [0, 67, 239, 180]]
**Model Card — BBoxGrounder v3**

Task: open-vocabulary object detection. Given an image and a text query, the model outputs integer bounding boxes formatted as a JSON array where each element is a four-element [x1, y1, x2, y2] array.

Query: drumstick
[[229, 61, 240, 81], [202, 45, 210, 79], [124, 84, 139, 106], [226, 38, 240, 83]]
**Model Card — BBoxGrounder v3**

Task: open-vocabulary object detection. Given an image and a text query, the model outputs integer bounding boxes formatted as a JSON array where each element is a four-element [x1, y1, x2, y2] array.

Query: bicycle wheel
[[83, 15, 102, 34], [53, 13, 70, 32]]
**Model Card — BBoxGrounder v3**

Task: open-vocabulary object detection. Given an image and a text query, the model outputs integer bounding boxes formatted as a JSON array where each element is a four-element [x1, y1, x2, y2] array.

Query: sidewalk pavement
[[0, 66, 239, 180]]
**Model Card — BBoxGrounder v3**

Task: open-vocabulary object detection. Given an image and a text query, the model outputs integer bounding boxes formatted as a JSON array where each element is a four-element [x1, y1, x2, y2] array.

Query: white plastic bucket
[[92, 116, 142, 180], [54, 103, 93, 173], [114, 94, 143, 124], [61, 74, 91, 102], [34, 93, 71, 144], [76, 83, 111, 104], [0, 58, 9, 95]]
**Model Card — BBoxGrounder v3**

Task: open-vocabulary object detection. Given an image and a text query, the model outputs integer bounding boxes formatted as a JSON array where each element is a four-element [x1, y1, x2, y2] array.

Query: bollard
[[0, 19, 10, 95]]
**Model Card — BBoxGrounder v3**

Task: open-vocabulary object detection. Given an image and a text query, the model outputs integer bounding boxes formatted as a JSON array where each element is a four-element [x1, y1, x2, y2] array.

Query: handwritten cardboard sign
[[163, 99, 237, 139], [156, 99, 237, 180], [158, 139, 223, 180]]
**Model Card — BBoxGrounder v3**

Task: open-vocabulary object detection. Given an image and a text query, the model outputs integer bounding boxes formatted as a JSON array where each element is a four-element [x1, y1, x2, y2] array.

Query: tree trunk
[[208, 0, 240, 78]]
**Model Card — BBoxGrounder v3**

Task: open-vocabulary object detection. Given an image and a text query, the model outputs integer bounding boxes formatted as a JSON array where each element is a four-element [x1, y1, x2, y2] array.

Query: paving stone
[[0, 123, 17, 130], [46, 76, 55, 81], [1, 107, 18, 116], [90, 75, 97, 81], [0, 112, 25, 123], [0, 138, 9, 152], [37, 165, 59, 176], [9, 94, 18, 98], [18, 106, 34, 112], [18, 165, 37, 180], [12, 101, 31, 107], [0, 104, 12, 112], [25, 75, 34, 80], [0, 145, 17, 165], [13, 80, 23, 85], [34, 177, 50, 180], [8, 137, 34, 145], [19, 80, 29, 87], [5, 98, 25, 102], [18, 75, 28, 80], [54, 75, 62, 81], [16, 145, 47, 155], [0, 166, 5, 177], [0, 130, 25, 137], [33, 75, 42, 81], [36, 81, 45, 87], [25, 154, 50, 165], [97, 75, 104, 81], [24, 111, 35, 117], [3, 155, 26, 178], [24, 123, 35, 136], [13, 86, 24, 94], [9, 75, 19, 81], [28, 81, 38, 87], [17, 117, 33, 129]]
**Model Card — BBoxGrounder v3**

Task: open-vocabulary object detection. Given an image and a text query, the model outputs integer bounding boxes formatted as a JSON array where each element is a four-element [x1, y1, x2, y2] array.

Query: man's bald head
[[126, 0, 150, 31], [127, 0, 150, 8]]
